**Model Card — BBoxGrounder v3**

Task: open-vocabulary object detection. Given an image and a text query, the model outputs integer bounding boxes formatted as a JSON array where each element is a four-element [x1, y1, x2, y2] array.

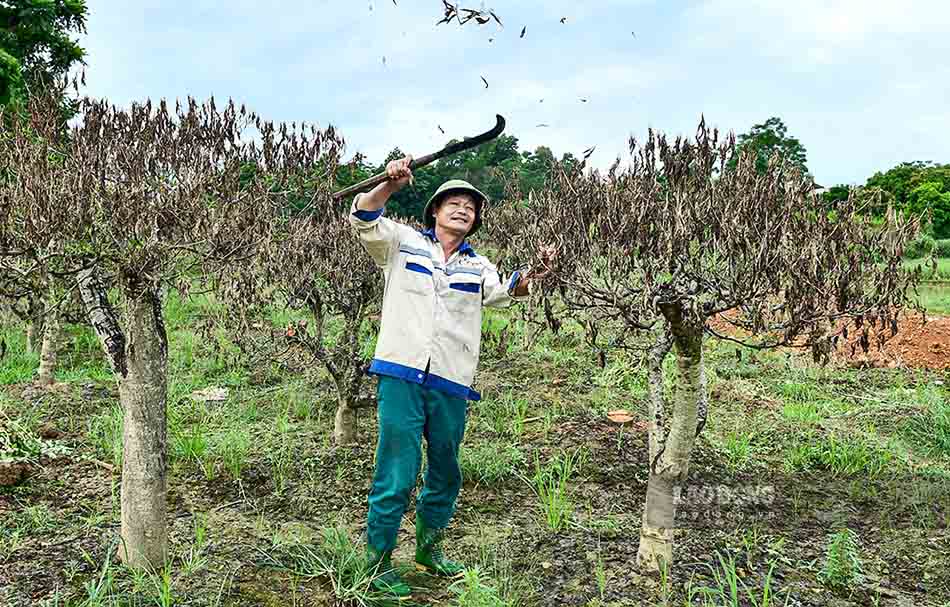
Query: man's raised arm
[[348, 155, 414, 268]]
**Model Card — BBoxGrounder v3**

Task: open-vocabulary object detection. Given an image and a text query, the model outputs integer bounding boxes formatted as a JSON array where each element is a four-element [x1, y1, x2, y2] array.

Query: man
[[349, 155, 551, 598]]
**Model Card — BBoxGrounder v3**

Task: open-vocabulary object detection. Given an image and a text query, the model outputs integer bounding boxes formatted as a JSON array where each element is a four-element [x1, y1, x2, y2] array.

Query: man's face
[[433, 193, 477, 236]]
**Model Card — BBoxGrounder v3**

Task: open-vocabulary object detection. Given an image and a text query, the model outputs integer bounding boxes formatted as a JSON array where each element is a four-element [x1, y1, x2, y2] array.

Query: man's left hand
[[513, 245, 557, 297]]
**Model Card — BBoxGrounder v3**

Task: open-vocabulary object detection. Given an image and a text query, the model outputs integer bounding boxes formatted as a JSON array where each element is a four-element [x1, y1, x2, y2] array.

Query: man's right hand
[[386, 155, 413, 191]]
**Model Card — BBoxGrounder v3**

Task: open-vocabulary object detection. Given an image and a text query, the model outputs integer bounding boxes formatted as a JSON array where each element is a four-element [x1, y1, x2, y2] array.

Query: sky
[[79, 1, 950, 186]]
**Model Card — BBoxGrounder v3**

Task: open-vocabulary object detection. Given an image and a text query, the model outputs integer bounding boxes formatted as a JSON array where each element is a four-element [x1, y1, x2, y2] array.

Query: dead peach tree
[[508, 120, 921, 571], [218, 178, 382, 445], [0, 91, 75, 378], [0, 93, 337, 568]]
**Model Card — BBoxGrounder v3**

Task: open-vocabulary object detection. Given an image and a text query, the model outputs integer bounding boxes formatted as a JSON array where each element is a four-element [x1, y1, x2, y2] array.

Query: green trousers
[[366, 376, 468, 552]]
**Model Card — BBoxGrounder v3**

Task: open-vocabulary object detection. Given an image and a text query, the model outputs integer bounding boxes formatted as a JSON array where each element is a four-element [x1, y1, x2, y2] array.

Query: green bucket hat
[[423, 179, 488, 235]]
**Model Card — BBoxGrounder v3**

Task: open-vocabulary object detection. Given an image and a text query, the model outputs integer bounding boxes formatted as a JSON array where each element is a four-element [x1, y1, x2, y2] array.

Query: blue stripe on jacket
[[352, 207, 384, 221], [449, 282, 481, 293], [368, 358, 481, 401], [405, 262, 433, 276]]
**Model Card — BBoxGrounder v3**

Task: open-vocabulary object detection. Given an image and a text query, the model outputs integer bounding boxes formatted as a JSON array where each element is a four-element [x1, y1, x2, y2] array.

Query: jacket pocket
[[445, 280, 481, 314], [401, 257, 433, 295]]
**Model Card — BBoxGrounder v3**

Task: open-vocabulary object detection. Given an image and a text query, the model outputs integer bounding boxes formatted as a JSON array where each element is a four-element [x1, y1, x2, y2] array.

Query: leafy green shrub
[[935, 238, 950, 258], [905, 234, 935, 259]]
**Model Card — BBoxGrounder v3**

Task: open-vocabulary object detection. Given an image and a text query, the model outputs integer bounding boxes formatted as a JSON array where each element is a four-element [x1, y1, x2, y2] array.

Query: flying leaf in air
[[560, 17, 567, 23], [438, 125, 445, 134], [536, 123, 550, 128], [583, 146, 596, 159], [481, 76, 489, 88], [520, 26, 526, 38]]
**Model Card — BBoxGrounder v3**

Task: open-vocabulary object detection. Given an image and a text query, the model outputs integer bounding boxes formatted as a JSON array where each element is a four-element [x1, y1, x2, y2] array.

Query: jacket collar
[[421, 228, 476, 258]]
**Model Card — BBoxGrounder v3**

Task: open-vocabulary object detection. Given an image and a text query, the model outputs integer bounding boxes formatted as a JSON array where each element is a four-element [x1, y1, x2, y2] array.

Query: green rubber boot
[[366, 546, 412, 599], [414, 516, 465, 577]]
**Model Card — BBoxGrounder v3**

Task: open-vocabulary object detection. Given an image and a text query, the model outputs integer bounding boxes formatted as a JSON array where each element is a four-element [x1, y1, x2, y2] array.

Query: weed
[[784, 434, 892, 477], [695, 552, 789, 607], [260, 525, 392, 607], [215, 428, 251, 480], [87, 404, 124, 469], [721, 429, 756, 471], [593, 546, 607, 601], [904, 385, 950, 457], [460, 443, 524, 484], [818, 528, 863, 590], [181, 514, 209, 575], [149, 564, 175, 607], [449, 567, 506, 607], [525, 447, 587, 531]]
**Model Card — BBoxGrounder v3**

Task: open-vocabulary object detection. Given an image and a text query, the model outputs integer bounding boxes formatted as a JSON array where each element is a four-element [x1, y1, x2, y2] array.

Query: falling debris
[[382, 56, 386, 65], [631, 31, 637, 38], [536, 123, 550, 128], [580, 98, 589, 103], [539, 98, 544, 103], [437, 1, 501, 27], [438, 125, 445, 134], [520, 26, 526, 38], [393, 0, 397, 4], [560, 17, 567, 23], [488, 37, 494, 43], [481, 76, 489, 88], [583, 146, 596, 159]]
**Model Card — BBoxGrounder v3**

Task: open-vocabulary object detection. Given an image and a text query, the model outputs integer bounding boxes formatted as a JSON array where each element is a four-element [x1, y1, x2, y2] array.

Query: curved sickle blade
[[332, 115, 506, 201], [429, 114, 506, 160]]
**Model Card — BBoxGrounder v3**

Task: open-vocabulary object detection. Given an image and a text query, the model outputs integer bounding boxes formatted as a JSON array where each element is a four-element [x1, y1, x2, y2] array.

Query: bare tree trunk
[[77, 267, 126, 375], [117, 283, 168, 569], [334, 395, 357, 445], [637, 307, 704, 572], [36, 307, 60, 387], [25, 296, 44, 354]]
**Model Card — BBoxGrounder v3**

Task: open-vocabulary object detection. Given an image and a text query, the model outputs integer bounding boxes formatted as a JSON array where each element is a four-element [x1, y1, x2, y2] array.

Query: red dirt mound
[[709, 312, 950, 371], [834, 313, 950, 371]]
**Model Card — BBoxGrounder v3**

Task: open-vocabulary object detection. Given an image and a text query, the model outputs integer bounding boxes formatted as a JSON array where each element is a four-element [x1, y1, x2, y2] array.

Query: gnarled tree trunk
[[117, 280, 168, 568], [77, 267, 126, 375], [334, 396, 358, 445], [25, 295, 44, 354], [36, 306, 60, 386], [637, 307, 705, 572]]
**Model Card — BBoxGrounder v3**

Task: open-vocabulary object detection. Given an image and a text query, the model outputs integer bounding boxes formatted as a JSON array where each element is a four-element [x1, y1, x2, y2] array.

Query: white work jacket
[[349, 195, 526, 400]]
